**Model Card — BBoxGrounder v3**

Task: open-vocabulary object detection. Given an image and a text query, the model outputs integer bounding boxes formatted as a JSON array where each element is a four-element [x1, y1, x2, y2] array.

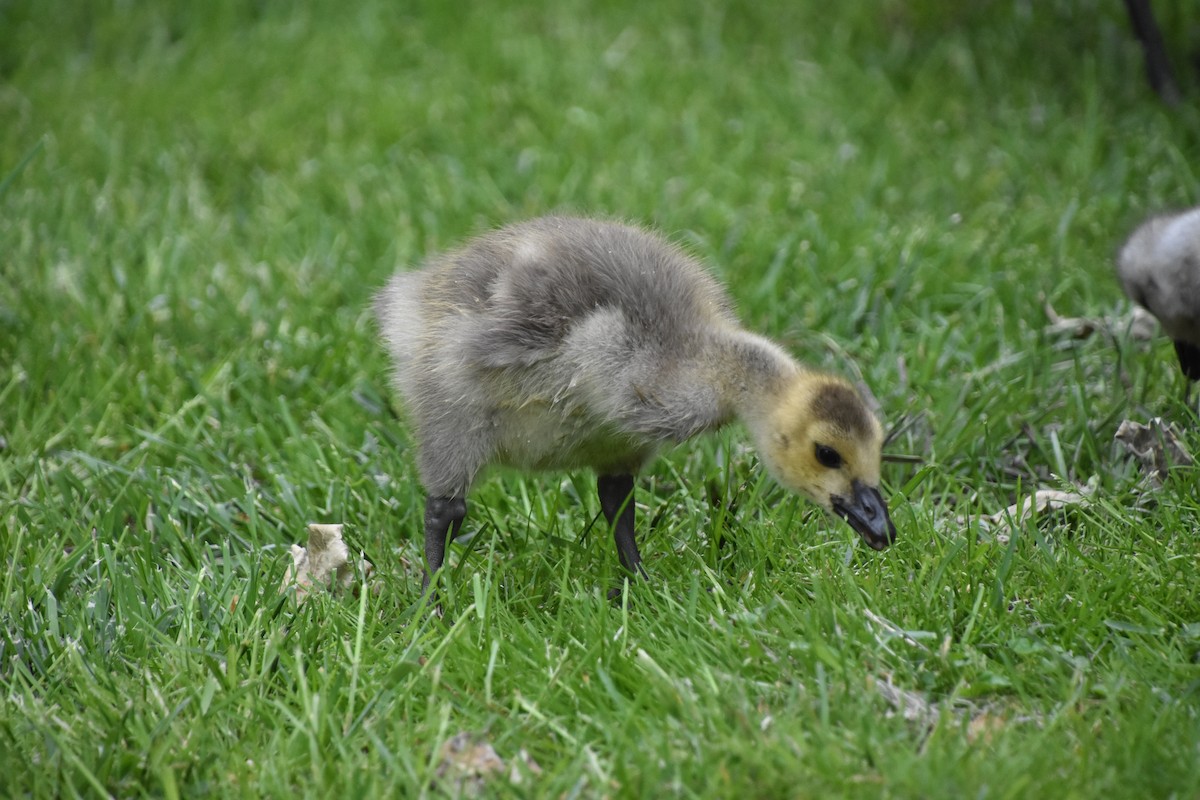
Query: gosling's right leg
[[414, 415, 491, 594], [1173, 340, 1200, 406], [598, 473, 647, 579], [422, 495, 467, 592]]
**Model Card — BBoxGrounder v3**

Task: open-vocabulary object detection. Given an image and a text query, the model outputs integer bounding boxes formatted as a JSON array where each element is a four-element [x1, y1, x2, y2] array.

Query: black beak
[[831, 480, 896, 550]]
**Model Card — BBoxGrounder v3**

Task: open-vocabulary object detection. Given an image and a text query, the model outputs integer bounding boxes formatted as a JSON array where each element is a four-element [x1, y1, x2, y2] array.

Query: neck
[[706, 328, 801, 425]]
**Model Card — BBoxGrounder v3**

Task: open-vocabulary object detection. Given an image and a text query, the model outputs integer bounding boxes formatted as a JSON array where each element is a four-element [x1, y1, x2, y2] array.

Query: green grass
[[3, 0, 1200, 796]]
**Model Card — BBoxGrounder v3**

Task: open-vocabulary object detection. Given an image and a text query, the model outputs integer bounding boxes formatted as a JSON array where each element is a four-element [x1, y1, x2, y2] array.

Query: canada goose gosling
[[374, 216, 897, 590], [1116, 206, 1200, 382]]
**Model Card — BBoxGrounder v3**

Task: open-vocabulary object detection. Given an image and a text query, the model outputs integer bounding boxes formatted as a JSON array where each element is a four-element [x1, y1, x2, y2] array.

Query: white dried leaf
[[874, 673, 938, 729], [962, 487, 1091, 543], [994, 489, 1090, 524], [1042, 301, 1157, 341], [1044, 314, 1100, 340], [1042, 299, 1100, 340], [1126, 306, 1158, 341], [282, 523, 373, 600]]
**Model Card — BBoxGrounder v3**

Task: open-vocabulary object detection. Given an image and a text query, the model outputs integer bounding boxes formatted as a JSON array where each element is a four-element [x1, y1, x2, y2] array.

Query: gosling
[[374, 216, 897, 589], [1116, 206, 1200, 381]]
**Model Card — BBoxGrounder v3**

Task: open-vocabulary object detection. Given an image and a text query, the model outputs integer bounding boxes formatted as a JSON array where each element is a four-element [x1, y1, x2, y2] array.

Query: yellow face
[[761, 375, 895, 549], [765, 414, 882, 509]]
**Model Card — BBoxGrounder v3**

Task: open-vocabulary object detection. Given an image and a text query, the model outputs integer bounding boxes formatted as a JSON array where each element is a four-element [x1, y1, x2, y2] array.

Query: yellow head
[[756, 373, 896, 549]]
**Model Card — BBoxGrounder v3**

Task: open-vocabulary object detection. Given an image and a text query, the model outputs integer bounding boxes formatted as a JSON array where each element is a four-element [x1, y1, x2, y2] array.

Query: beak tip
[[833, 483, 897, 550]]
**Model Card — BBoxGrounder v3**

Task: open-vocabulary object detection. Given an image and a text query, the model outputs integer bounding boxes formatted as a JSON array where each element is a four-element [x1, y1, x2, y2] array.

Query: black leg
[[423, 495, 467, 591], [1124, 0, 1181, 105], [597, 473, 646, 578], [1173, 339, 1200, 382]]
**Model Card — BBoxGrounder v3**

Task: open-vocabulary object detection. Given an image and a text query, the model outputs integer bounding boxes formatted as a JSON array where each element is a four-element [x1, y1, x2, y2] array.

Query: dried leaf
[[434, 732, 540, 797], [874, 673, 938, 730], [282, 523, 373, 600], [1115, 418, 1194, 488], [508, 748, 543, 786], [961, 487, 1091, 543], [1125, 306, 1159, 341], [965, 710, 1008, 745], [863, 608, 932, 652], [995, 489, 1090, 524], [1042, 300, 1157, 341], [1042, 298, 1098, 339], [874, 673, 1038, 749], [1043, 310, 1100, 340]]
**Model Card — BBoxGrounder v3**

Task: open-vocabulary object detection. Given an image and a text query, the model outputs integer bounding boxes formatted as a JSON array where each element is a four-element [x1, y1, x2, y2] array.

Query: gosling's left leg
[[598, 473, 647, 579], [1175, 340, 1200, 381], [1174, 340, 1200, 407], [422, 495, 467, 593]]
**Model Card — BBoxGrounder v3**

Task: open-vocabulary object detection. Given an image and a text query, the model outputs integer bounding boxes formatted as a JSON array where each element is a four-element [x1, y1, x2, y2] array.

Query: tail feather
[[373, 272, 425, 390]]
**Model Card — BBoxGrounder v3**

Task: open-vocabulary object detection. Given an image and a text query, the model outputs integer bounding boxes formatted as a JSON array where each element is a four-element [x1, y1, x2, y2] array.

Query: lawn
[[2, 0, 1199, 796]]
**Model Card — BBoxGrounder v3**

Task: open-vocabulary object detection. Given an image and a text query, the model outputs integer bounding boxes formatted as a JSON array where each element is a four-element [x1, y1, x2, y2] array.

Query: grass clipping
[[283, 523, 373, 601]]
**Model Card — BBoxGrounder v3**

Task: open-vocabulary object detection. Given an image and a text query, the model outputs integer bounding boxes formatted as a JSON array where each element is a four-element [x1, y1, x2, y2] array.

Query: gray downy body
[[374, 216, 793, 497], [1117, 207, 1200, 378]]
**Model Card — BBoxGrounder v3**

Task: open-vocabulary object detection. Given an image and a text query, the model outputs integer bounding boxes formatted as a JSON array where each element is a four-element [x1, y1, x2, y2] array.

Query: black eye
[[815, 444, 843, 469]]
